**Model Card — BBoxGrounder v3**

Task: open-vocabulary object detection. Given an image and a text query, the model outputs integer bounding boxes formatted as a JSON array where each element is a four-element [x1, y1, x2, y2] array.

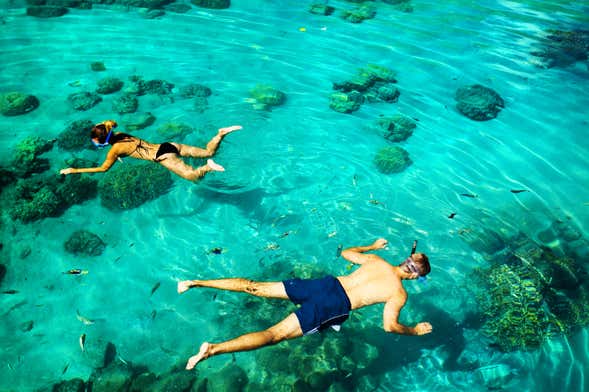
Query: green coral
[[157, 122, 193, 140], [375, 114, 416, 142], [373, 146, 412, 174], [249, 84, 286, 110], [11, 136, 55, 177], [329, 91, 364, 113], [98, 162, 173, 210], [0, 92, 40, 116], [57, 119, 94, 151]]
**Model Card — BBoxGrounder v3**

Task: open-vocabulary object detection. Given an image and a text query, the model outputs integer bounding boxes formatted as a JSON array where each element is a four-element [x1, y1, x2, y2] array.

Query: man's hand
[[372, 238, 388, 250], [414, 322, 433, 335], [60, 168, 74, 175]]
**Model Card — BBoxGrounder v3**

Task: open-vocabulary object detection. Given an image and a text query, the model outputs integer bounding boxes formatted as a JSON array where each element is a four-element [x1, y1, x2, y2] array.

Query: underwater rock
[[96, 77, 124, 94], [374, 146, 412, 174], [309, 3, 335, 15], [475, 364, 515, 390], [459, 227, 505, 256], [530, 29, 589, 68], [91, 61, 106, 71], [0, 264, 6, 286], [26, 5, 68, 17], [129, 372, 157, 391], [124, 75, 174, 96], [329, 91, 364, 113], [57, 119, 94, 151], [157, 122, 193, 140], [249, 84, 286, 110], [374, 83, 400, 102], [120, 0, 174, 7], [455, 84, 504, 121], [164, 3, 192, 13], [179, 83, 212, 98], [6, 180, 61, 222], [98, 162, 173, 210], [374, 114, 416, 142], [29, 0, 92, 7], [147, 368, 196, 391], [90, 362, 133, 392], [123, 112, 156, 131], [340, 4, 376, 23], [68, 91, 102, 111], [194, 97, 208, 113], [112, 94, 138, 114], [55, 173, 98, 206], [205, 364, 248, 391], [11, 136, 55, 177], [19, 320, 34, 332], [64, 230, 106, 256], [191, 0, 230, 9], [0, 92, 40, 116], [139, 8, 165, 18], [0, 167, 17, 190], [52, 378, 86, 392]]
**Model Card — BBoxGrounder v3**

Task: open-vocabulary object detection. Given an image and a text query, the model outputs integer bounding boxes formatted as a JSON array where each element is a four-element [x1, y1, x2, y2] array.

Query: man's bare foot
[[207, 159, 225, 172], [219, 125, 242, 136], [186, 342, 211, 370], [177, 281, 194, 294]]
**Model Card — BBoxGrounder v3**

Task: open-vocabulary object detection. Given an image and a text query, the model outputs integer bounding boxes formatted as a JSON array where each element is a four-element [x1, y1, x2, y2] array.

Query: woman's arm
[[60, 149, 119, 175]]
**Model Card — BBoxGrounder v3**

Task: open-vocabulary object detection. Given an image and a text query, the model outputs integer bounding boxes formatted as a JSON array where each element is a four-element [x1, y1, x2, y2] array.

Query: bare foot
[[207, 159, 225, 172], [186, 342, 211, 370], [219, 125, 242, 136], [177, 281, 193, 294]]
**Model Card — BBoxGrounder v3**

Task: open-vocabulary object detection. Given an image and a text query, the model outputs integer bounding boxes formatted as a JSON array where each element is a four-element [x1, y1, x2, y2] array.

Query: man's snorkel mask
[[404, 240, 427, 284]]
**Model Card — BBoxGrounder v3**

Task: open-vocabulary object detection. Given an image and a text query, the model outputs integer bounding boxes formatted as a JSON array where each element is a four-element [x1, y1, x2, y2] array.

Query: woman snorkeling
[[60, 120, 242, 182]]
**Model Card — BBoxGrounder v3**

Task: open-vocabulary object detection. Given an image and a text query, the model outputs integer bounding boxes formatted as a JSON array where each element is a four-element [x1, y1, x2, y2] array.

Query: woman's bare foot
[[219, 125, 242, 136], [207, 159, 225, 172], [186, 342, 211, 370], [177, 281, 195, 294]]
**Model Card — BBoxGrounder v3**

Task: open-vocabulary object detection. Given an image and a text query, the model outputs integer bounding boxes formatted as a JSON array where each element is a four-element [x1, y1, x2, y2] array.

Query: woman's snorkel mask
[[405, 240, 427, 284], [92, 129, 112, 148]]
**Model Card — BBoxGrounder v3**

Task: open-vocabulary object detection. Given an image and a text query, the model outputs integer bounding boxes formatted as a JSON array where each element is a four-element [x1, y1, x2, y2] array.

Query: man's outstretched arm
[[383, 296, 433, 335], [341, 238, 388, 264]]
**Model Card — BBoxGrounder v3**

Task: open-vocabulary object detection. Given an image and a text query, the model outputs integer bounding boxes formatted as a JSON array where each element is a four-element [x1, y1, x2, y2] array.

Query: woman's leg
[[176, 125, 242, 158], [177, 278, 289, 299], [185, 313, 302, 369], [158, 156, 224, 182]]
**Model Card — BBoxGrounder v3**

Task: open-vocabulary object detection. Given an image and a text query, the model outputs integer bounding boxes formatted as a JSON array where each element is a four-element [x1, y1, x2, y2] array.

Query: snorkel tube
[[408, 240, 427, 284]]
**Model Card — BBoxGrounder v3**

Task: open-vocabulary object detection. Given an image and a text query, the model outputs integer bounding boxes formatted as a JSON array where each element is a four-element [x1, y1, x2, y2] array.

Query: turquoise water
[[1, 0, 588, 390]]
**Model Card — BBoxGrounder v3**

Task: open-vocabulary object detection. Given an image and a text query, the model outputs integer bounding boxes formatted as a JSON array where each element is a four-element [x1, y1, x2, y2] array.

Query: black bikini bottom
[[155, 142, 179, 160]]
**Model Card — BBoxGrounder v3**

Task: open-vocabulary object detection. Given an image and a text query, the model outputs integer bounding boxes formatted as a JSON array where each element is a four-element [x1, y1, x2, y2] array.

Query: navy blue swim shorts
[[282, 275, 352, 335]]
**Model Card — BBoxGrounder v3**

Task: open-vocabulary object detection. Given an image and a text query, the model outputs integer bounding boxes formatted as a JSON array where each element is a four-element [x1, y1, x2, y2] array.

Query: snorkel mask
[[405, 240, 427, 284], [92, 129, 113, 148]]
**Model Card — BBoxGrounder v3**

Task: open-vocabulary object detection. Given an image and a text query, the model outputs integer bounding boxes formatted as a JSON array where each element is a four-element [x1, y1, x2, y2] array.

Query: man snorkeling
[[59, 120, 242, 182], [178, 238, 432, 369]]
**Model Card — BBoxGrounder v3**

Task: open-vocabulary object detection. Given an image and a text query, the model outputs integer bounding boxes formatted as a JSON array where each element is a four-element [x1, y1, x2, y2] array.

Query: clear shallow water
[[0, 0, 588, 391]]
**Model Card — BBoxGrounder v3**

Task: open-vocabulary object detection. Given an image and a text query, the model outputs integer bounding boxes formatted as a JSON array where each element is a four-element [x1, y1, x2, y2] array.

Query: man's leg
[[176, 125, 242, 158], [178, 278, 289, 299], [186, 313, 302, 369]]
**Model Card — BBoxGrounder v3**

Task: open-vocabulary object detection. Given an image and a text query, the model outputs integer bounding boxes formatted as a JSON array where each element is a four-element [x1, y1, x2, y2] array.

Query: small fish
[[327, 231, 337, 238], [79, 333, 86, 352], [448, 213, 457, 219], [129, 243, 135, 248], [510, 189, 528, 194], [352, 174, 358, 186], [2, 289, 18, 294], [62, 363, 69, 375], [63, 269, 88, 275], [336, 244, 343, 257], [151, 309, 157, 319], [76, 310, 95, 325], [114, 256, 122, 262], [150, 282, 161, 296], [208, 247, 224, 255], [298, 27, 306, 32], [212, 293, 217, 301], [279, 231, 290, 238], [460, 193, 478, 198], [117, 355, 128, 365]]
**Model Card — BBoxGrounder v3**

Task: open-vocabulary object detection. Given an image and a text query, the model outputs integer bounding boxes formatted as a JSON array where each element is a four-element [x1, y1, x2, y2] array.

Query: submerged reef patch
[[98, 162, 173, 210], [248, 84, 286, 110], [0, 92, 40, 116], [374, 146, 412, 174], [57, 119, 94, 151], [530, 29, 589, 69], [64, 230, 106, 256], [455, 84, 504, 121], [463, 222, 589, 352], [373, 114, 417, 142]]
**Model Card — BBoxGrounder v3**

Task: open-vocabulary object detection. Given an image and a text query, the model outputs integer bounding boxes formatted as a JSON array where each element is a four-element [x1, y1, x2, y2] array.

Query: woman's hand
[[60, 168, 74, 175], [372, 238, 388, 250]]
